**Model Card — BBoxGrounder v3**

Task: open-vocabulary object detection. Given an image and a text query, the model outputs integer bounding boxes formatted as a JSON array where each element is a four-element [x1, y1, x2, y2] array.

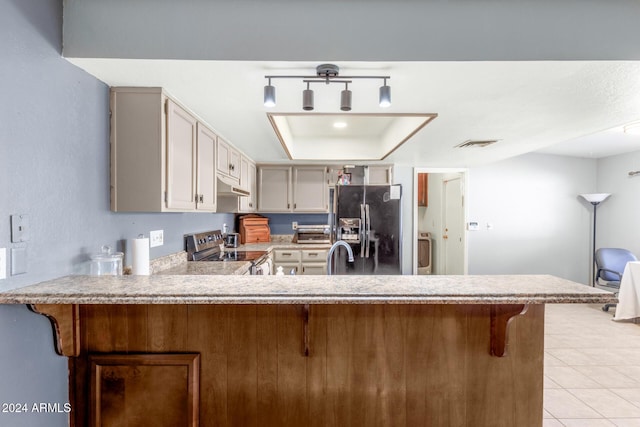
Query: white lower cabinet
[[273, 249, 327, 275], [301, 249, 328, 275]]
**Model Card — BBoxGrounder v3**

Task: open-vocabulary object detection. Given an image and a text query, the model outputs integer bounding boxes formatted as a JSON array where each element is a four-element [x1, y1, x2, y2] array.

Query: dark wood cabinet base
[[42, 303, 544, 427]]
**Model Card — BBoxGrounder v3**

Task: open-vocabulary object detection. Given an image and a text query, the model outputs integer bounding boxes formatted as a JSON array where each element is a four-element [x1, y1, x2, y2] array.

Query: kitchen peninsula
[[0, 273, 614, 427]]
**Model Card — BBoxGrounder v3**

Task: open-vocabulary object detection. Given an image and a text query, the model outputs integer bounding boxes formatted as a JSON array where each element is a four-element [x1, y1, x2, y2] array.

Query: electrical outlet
[[292, 221, 298, 230], [0, 248, 6, 280], [150, 230, 164, 247]]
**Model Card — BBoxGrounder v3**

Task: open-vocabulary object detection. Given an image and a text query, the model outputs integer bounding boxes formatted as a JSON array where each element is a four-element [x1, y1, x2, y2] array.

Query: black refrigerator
[[331, 184, 402, 275]]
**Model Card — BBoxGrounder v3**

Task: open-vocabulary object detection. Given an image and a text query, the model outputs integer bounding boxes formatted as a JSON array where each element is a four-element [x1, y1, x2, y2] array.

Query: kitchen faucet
[[327, 240, 355, 275]]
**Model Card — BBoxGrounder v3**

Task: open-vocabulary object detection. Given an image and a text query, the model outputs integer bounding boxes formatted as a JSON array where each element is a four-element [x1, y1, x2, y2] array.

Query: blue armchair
[[595, 248, 638, 312]]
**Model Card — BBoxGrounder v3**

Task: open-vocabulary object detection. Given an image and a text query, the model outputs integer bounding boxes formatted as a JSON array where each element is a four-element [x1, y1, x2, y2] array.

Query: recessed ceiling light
[[333, 122, 347, 129]]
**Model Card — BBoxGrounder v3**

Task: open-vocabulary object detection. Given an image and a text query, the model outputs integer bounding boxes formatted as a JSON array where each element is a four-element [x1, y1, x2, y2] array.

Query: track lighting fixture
[[340, 83, 352, 111], [302, 82, 314, 111], [264, 64, 391, 111], [263, 78, 276, 107], [379, 78, 391, 108]]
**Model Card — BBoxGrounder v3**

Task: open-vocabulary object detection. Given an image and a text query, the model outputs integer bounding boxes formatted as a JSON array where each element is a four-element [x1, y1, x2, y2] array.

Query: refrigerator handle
[[364, 204, 371, 258], [360, 204, 366, 258]]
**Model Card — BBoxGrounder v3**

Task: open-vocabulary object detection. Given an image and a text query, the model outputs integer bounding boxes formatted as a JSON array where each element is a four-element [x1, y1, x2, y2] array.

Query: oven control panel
[[185, 230, 224, 258]]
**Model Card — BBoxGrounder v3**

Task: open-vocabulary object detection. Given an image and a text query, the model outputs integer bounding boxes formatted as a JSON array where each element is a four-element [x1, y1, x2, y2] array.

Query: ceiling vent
[[455, 139, 498, 148]]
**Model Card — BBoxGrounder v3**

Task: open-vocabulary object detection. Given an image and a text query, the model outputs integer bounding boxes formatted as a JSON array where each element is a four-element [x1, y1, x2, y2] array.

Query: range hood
[[217, 175, 249, 197]]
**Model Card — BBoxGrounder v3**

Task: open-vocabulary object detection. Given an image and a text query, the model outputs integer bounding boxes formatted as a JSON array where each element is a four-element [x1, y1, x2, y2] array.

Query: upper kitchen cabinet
[[292, 166, 328, 212], [217, 137, 241, 182], [367, 165, 393, 185], [327, 165, 393, 186], [166, 100, 198, 210], [239, 156, 257, 212], [257, 165, 329, 213], [218, 154, 256, 213], [257, 166, 292, 212], [110, 87, 217, 212], [195, 123, 217, 211]]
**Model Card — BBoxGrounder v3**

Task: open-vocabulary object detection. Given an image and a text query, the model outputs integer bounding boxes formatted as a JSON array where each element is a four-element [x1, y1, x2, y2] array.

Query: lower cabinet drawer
[[301, 249, 328, 262], [274, 250, 302, 262], [301, 264, 327, 275]]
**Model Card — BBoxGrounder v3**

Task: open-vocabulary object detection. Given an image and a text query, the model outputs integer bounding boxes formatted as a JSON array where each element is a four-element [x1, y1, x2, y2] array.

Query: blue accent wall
[[0, 1, 233, 424]]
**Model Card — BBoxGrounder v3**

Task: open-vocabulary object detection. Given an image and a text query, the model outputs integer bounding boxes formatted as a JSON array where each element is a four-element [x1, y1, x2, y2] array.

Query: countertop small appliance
[[225, 233, 240, 248]]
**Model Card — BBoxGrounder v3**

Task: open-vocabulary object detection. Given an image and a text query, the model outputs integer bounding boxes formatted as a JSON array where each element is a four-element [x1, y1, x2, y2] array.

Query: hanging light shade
[[340, 84, 352, 111], [302, 83, 314, 111], [379, 79, 391, 108], [264, 79, 276, 107]]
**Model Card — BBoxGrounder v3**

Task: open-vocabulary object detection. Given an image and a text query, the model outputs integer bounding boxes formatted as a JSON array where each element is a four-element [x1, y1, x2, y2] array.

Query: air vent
[[456, 139, 498, 148]]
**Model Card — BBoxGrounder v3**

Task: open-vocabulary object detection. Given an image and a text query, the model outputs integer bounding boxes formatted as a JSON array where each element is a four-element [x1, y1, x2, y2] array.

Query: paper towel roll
[[132, 237, 150, 275]]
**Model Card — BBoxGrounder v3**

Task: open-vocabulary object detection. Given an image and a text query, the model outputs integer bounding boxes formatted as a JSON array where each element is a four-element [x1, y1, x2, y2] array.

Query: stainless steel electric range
[[185, 230, 270, 274]]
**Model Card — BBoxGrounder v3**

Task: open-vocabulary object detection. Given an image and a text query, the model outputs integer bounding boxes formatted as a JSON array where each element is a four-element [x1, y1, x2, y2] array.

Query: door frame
[[412, 167, 469, 275]]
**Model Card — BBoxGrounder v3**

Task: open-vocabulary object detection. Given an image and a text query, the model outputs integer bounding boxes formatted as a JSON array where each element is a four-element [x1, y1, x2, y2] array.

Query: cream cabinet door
[[229, 148, 241, 180], [196, 123, 217, 211], [248, 161, 257, 211], [166, 100, 197, 210], [239, 157, 256, 212], [217, 138, 240, 181], [258, 166, 291, 212], [301, 264, 327, 275], [367, 165, 393, 185], [216, 138, 231, 176], [293, 166, 328, 212]]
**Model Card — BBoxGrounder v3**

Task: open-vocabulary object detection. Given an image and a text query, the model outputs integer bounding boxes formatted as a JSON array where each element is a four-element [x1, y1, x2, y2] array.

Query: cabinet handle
[[282, 252, 292, 256], [287, 203, 290, 209], [294, 203, 297, 209], [308, 253, 318, 257]]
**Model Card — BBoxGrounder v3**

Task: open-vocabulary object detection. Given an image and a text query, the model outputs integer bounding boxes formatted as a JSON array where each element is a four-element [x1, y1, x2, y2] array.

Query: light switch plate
[[11, 214, 29, 242], [11, 247, 27, 275]]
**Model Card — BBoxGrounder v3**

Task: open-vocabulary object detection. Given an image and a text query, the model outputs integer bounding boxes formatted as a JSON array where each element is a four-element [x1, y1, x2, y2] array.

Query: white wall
[[466, 153, 597, 283], [595, 151, 640, 256]]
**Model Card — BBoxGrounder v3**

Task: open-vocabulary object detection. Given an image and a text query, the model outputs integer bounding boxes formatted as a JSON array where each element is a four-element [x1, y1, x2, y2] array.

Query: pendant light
[[302, 82, 314, 111], [340, 83, 352, 111], [264, 78, 276, 107], [379, 78, 391, 108]]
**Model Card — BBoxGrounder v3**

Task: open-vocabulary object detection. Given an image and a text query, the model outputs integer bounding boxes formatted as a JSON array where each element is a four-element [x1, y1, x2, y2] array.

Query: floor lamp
[[579, 193, 611, 286]]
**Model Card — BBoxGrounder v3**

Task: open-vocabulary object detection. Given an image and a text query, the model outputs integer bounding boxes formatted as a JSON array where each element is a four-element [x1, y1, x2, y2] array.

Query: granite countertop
[[0, 274, 616, 305], [157, 261, 252, 276]]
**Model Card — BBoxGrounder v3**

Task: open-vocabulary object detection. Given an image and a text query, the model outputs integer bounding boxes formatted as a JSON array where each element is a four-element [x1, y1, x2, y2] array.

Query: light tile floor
[[544, 304, 640, 426]]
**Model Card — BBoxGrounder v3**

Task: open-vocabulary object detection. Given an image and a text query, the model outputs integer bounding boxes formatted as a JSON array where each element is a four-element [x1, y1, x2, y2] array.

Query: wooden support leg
[[490, 304, 528, 357], [28, 304, 80, 357]]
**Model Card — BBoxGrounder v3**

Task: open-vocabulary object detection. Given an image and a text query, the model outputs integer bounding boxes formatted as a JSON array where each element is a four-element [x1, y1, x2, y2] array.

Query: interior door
[[443, 176, 464, 274]]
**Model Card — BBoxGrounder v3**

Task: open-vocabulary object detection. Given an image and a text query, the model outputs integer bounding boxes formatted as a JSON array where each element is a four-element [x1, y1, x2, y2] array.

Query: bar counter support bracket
[[28, 304, 80, 357], [490, 304, 528, 357]]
